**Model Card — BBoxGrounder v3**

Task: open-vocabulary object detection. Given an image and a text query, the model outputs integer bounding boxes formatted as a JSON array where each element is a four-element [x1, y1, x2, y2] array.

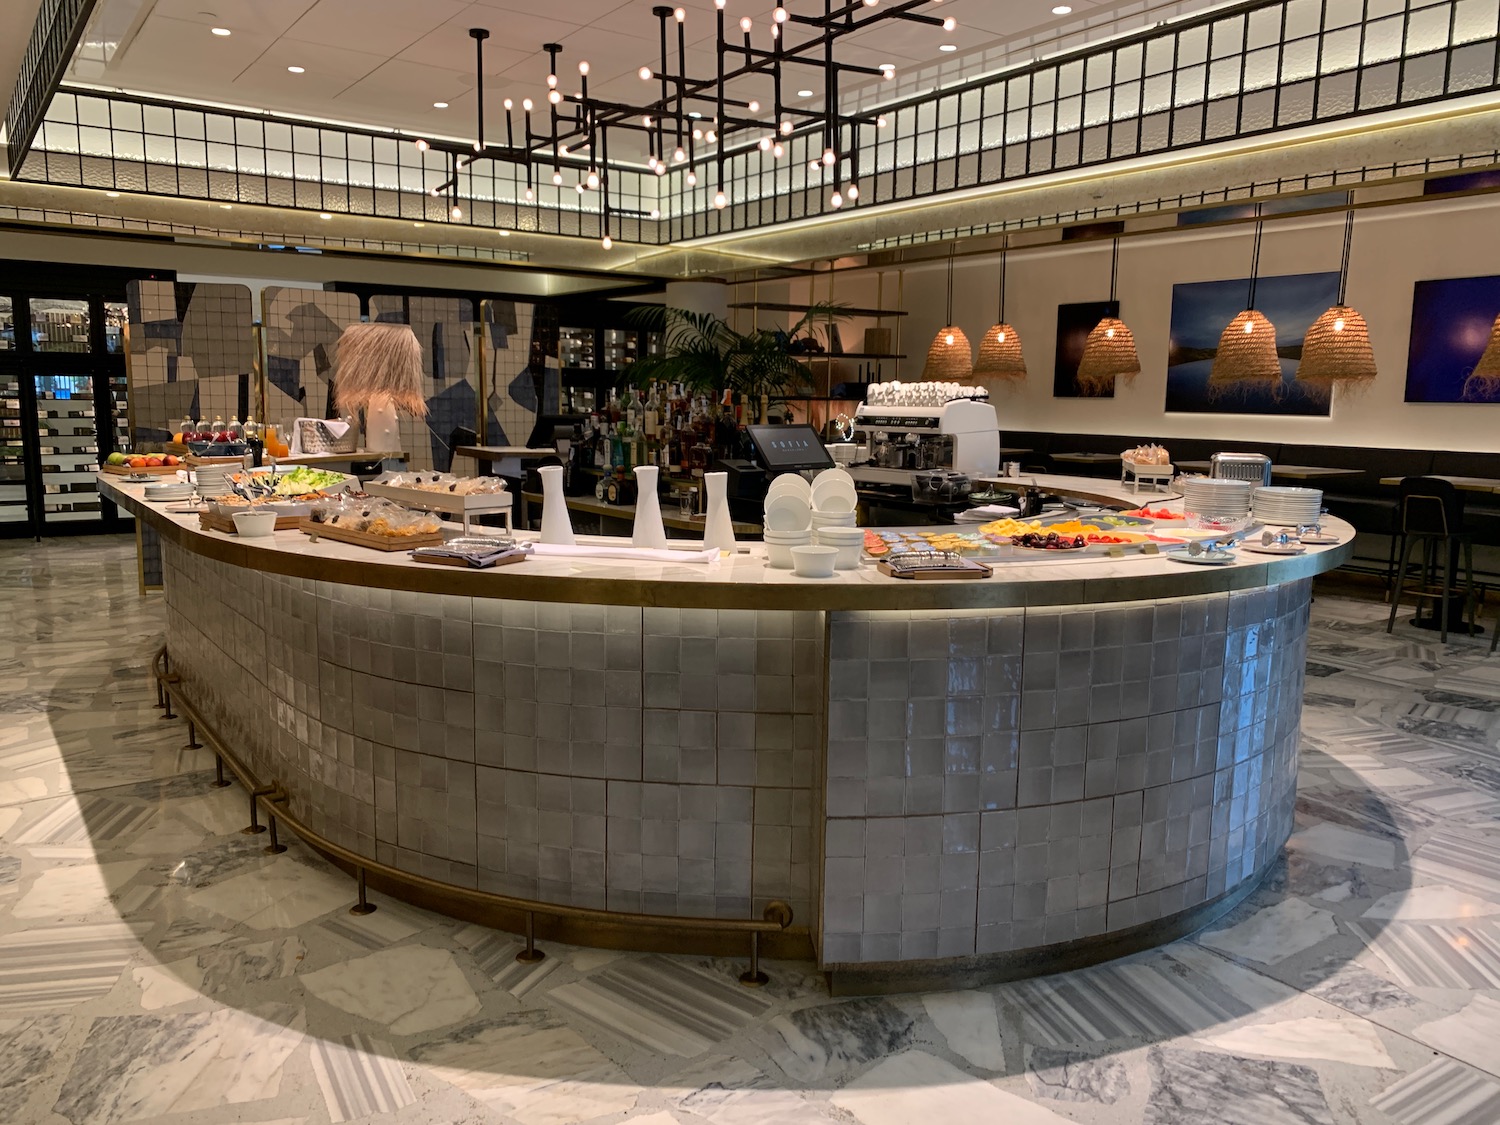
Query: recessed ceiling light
[[210, 26, 231, 36], [413, 221, 425, 227], [287, 65, 305, 73], [220, 203, 232, 209], [319, 212, 331, 219], [879, 62, 895, 71], [938, 43, 957, 51], [105, 191, 120, 197], [1052, 4, 1072, 12], [797, 89, 813, 97], [498, 230, 511, 236], [432, 101, 449, 109]]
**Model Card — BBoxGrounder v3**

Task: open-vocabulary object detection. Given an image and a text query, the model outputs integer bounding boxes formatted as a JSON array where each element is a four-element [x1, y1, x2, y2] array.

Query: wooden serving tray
[[297, 518, 444, 552], [101, 462, 181, 476], [877, 559, 993, 580], [199, 511, 302, 534]]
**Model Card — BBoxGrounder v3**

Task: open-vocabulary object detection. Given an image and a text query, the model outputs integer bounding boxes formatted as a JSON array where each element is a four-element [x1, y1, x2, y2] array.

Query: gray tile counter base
[[822, 582, 1310, 979]]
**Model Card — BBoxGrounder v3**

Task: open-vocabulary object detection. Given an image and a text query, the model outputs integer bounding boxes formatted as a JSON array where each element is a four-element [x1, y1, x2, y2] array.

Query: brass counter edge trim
[[151, 647, 809, 971], [113, 479, 1355, 611]]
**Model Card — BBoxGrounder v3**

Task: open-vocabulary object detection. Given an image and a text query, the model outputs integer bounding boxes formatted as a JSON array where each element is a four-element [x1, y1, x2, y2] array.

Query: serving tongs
[[1187, 530, 1246, 558]]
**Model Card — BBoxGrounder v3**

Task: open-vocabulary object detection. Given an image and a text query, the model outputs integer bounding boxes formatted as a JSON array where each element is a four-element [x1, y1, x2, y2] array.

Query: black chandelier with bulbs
[[413, 0, 955, 248]]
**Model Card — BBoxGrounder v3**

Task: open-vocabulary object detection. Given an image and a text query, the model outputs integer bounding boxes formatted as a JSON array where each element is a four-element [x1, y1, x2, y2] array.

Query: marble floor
[[5, 537, 1500, 1125]]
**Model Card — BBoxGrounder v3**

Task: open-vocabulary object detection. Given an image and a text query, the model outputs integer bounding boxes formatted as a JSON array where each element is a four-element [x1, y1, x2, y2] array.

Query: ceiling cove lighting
[[1297, 202, 1377, 391], [287, 66, 305, 74], [1052, 5, 1072, 13], [415, 2, 952, 242], [210, 27, 231, 36]]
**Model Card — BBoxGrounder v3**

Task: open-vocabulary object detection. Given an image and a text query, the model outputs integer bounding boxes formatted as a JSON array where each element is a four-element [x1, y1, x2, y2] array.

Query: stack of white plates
[[1252, 486, 1323, 526], [144, 480, 193, 502], [195, 466, 232, 497], [811, 509, 857, 529], [1181, 477, 1253, 521]]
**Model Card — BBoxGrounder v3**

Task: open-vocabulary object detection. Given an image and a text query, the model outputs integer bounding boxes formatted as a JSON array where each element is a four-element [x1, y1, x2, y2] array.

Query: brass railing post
[[350, 867, 377, 916], [516, 911, 545, 963], [184, 720, 202, 751], [212, 756, 231, 788]]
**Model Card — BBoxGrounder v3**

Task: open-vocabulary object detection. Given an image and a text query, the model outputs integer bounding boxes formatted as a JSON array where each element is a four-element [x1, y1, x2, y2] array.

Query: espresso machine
[[853, 390, 999, 470]]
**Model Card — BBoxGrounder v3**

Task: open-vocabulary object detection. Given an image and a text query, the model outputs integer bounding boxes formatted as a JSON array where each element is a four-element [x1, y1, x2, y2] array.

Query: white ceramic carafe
[[537, 464, 575, 545], [702, 470, 737, 553], [631, 465, 668, 549]]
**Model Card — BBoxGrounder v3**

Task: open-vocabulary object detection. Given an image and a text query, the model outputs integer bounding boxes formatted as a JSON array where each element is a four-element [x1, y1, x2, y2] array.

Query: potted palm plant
[[626, 303, 848, 422]]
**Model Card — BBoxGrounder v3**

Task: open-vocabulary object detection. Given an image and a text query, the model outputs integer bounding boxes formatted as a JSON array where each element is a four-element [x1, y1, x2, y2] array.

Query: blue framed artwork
[[1404, 275, 1500, 403], [1165, 272, 1339, 415], [1054, 300, 1118, 398]]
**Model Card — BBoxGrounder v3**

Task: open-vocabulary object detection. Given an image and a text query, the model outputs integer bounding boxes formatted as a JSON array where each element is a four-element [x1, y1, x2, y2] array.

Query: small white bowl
[[813, 526, 863, 544], [765, 540, 798, 569], [790, 544, 838, 578], [811, 509, 857, 528], [232, 510, 277, 537]]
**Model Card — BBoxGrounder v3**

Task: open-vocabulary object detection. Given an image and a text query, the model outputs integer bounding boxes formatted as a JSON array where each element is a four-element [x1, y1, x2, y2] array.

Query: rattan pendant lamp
[[1077, 238, 1139, 395], [1297, 203, 1376, 391], [921, 243, 973, 380], [1209, 210, 1281, 395], [973, 235, 1027, 381]]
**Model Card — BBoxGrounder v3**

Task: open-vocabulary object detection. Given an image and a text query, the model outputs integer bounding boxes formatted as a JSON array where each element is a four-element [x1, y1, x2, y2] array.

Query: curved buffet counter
[[101, 474, 1353, 993]]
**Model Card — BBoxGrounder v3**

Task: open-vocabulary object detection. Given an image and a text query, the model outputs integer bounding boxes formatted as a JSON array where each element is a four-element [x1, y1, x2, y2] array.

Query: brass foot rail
[[151, 646, 797, 983]]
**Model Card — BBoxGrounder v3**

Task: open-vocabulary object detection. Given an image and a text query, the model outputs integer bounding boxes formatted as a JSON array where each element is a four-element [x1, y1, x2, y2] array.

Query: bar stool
[[1209, 451, 1273, 486], [1386, 476, 1476, 643]]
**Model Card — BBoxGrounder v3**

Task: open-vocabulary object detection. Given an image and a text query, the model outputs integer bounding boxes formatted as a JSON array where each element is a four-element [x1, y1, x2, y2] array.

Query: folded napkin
[[955, 503, 1020, 522], [532, 543, 722, 565]]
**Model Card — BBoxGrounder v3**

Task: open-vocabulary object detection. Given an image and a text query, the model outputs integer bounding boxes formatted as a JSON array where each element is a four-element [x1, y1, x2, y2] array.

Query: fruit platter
[[863, 528, 1006, 560], [1121, 505, 1186, 523], [977, 517, 1186, 556], [101, 451, 183, 476]]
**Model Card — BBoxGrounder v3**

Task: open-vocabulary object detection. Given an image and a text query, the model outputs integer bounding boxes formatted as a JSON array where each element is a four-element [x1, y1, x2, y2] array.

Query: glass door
[[0, 365, 27, 529], [34, 373, 103, 525]]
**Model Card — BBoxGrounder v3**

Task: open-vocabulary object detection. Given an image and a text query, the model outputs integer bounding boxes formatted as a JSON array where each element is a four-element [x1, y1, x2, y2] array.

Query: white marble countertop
[[103, 474, 1354, 610]]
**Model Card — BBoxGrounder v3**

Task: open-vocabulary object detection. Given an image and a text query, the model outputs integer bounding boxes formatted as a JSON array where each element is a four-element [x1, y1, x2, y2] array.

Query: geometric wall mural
[[260, 287, 362, 426], [1165, 272, 1339, 415], [370, 295, 476, 471], [482, 298, 540, 448], [125, 281, 256, 446], [1404, 274, 1500, 403]]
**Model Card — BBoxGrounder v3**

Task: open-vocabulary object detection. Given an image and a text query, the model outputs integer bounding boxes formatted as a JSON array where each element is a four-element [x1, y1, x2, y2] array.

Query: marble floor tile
[[8, 540, 1500, 1125], [300, 944, 481, 1035]]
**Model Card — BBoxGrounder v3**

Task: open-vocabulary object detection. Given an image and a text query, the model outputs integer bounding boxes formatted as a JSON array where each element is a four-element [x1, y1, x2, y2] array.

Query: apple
[[106, 452, 127, 466], [163, 455, 179, 467]]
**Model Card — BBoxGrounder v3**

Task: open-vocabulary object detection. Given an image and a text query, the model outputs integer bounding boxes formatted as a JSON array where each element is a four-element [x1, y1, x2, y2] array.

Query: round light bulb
[[578, 60, 590, 75], [547, 73, 557, 88], [758, 137, 771, 151], [1106, 327, 1116, 338], [548, 90, 561, 104], [655, 164, 666, 176], [772, 142, 784, 157], [740, 16, 752, 32], [649, 154, 660, 168], [415, 138, 429, 151], [945, 332, 955, 345], [503, 98, 513, 110], [943, 16, 956, 30], [552, 171, 563, 185], [774, 6, 787, 20], [686, 170, 698, 185], [451, 205, 462, 218], [809, 160, 820, 171], [847, 183, 859, 199], [674, 7, 685, 20], [996, 329, 1006, 342], [673, 147, 686, 162], [705, 129, 716, 142], [525, 187, 534, 200], [576, 182, 585, 194], [523, 98, 534, 111], [1244, 320, 1254, 334], [714, 191, 727, 208], [780, 120, 793, 135], [559, 145, 569, 156], [1333, 317, 1345, 332], [649, 208, 660, 219], [748, 99, 760, 112], [693, 128, 703, 139], [822, 149, 835, 165], [639, 66, 652, 80], [586, 171, 599, 189], [877, 115, 888, 128], [602, 235, 613, 249], [830, 191, 842, 208]]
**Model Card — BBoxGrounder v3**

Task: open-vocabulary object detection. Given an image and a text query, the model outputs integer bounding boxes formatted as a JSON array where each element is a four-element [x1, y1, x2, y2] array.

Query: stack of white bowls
[[810, 468, 858, 522], [1181, 477, 1253, 524], [813, 525, 863, 569], [1252, 486, 1324, 526], [765, 527, 813, 568]]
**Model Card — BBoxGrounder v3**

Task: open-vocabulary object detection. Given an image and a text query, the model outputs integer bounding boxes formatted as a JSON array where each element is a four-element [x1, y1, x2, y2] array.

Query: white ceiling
[[64, 0, 1229, 157]]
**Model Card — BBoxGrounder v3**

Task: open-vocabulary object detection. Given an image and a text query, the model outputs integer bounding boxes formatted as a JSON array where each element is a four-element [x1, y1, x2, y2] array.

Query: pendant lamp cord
[[1246, 202, 1265, 311], [1108, 238, 1119, 306], [945, 242, 956, 325], [1337, 208, 1354, 307], [998, 235, 1008, 323]]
